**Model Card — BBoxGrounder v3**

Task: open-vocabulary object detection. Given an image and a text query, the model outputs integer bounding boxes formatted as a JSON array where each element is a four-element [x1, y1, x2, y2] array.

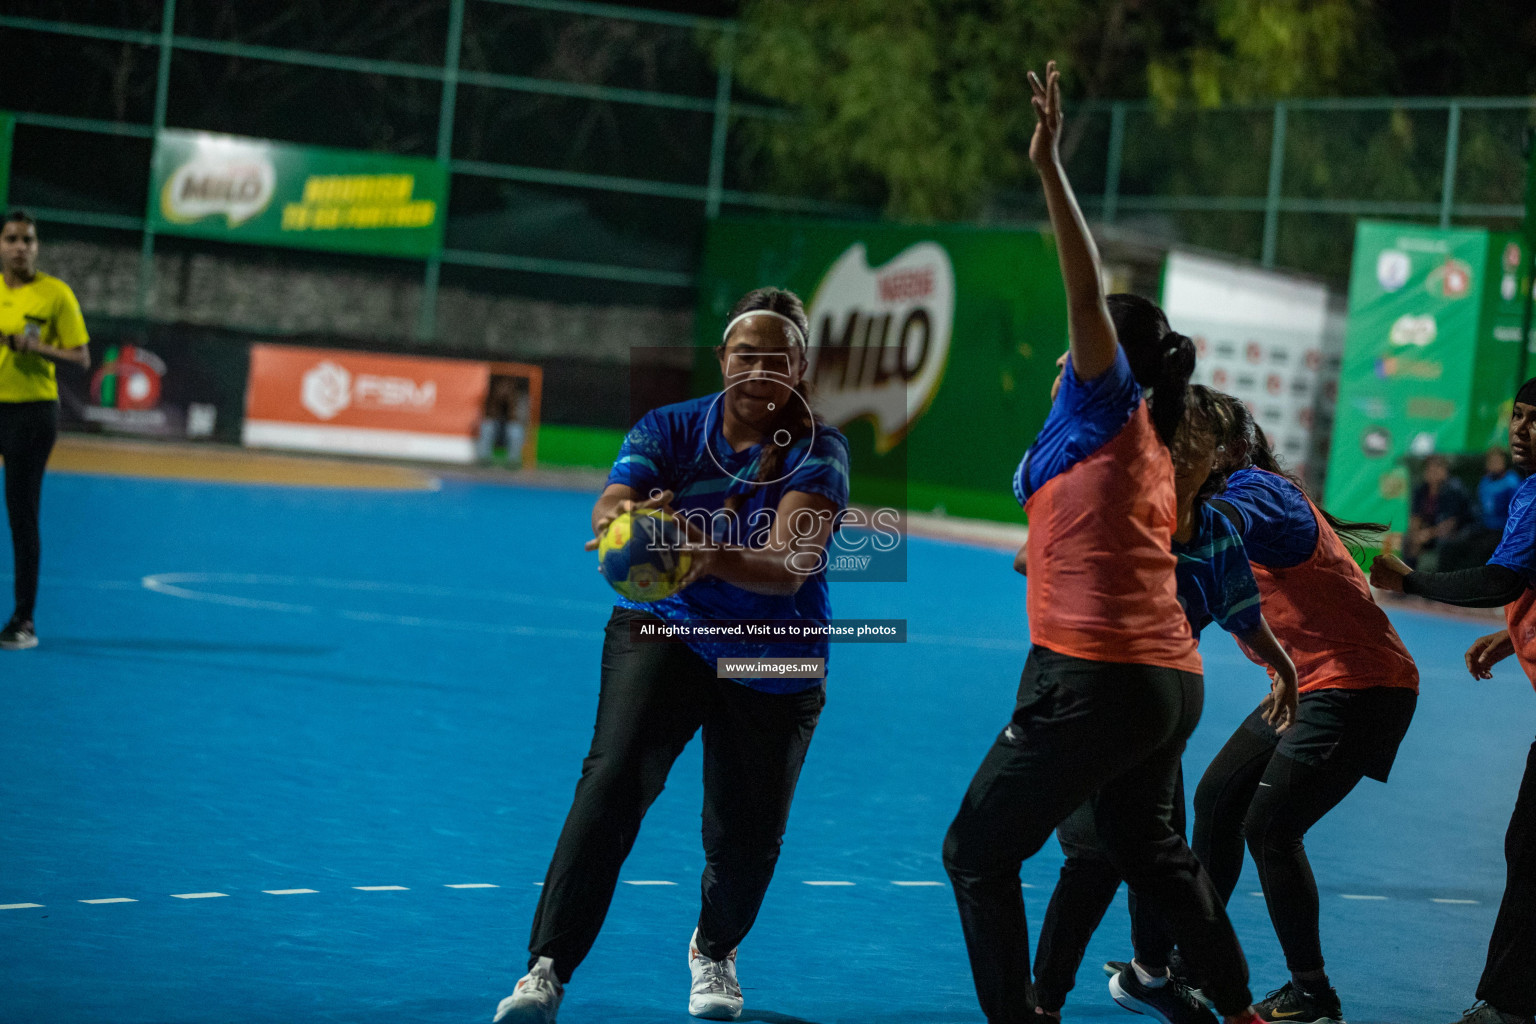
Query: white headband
[[721, 309, 807, 349]]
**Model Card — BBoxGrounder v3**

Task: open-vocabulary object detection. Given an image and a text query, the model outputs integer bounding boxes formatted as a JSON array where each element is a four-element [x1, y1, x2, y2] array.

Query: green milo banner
[[696, 217, 1067, 520], [148, 130, 446, 257], [1325, 220, 1526, 531]]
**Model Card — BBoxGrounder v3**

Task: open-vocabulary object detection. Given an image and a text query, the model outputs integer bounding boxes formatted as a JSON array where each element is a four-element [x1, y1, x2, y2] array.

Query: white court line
[[1341, 894, 1388, 901], [170, 892, 227, 899], [80, 898, 136, 904], [623, 880, 676, 886], [1250, 891, 1265, 896], [445, 883, 499, 889], [803, 881, 854, 886], [892, 881, 945, 886], [354, 886, 408, 891], [1, 903, 43, 910], [264, 889, 318, 895], [1432, 898, 1480, 904]]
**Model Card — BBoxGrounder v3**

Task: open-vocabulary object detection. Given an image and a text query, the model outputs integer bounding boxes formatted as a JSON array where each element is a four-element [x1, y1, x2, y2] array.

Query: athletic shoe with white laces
[[688, 927, 743, 1020], [494, 956, 563, 1024]]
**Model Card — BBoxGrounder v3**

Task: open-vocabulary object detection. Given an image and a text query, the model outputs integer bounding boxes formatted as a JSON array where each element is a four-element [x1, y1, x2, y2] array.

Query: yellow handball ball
[[597, 509, 692, 602]]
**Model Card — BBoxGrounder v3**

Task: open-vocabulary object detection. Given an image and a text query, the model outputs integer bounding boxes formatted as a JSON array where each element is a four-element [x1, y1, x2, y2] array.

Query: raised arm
[[1029, 60, 1117, 382]]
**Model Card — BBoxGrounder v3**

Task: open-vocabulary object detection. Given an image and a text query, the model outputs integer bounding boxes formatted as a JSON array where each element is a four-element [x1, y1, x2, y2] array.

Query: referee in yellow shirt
[[0, 210, 90, 650]]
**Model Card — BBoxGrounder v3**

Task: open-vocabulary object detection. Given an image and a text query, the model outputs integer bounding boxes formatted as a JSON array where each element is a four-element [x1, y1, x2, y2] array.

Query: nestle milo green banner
[[1325, 221, 1520, 531], [148, 130, 445, 257], [696, 217, 1066, 519]]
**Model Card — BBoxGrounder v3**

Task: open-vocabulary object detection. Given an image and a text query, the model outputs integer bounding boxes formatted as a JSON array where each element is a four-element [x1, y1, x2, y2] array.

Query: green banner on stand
[[695, 217, 1066, 520], [148, 130, 446, 257], [1326, 221, 1524, 531]]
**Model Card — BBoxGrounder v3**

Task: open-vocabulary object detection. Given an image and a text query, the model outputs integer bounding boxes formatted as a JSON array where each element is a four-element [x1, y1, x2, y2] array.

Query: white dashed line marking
[[353, 886, 408, 891], [80, 898, 136, 904], [170, 892, 227, 900], [263, 889, 318, 895], [803, 881, 854, 886], [623, 880, 676, 886], [445, 884, 499, 889], [1, 903, 43, 910], [892, 881, 945, 886], [1432, 898, 1479, 904], [1341, 894, 1388, 901]]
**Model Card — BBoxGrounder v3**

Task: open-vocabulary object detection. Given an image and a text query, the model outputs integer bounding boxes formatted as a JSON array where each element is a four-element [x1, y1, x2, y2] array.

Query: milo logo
[[805, 242, 955, 452], [160, 138, 276, 227]]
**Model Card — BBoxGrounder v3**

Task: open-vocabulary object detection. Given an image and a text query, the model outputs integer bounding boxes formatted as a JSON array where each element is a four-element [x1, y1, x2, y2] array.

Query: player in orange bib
[[1182, 394, 1419, 1024], [1371, 378, 1536, 1024], [941, 62, 1259, 1024]]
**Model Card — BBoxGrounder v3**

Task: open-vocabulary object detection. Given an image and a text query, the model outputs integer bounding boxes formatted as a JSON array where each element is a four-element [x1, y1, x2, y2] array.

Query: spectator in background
[[1405, 453, 1473, 573], [1442, 448, 1526, 572]]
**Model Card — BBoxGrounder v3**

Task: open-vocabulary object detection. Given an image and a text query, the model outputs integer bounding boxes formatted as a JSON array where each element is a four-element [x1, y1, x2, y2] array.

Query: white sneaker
[[494, 956, 563, 1023], [688, 928, 743, 1020]]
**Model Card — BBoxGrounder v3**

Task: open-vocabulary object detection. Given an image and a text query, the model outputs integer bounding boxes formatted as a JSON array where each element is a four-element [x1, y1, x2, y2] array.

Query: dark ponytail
[[1212, 391, 1388, 551], [716, 287, 821, 511], [1107, 293, 1194, 447]]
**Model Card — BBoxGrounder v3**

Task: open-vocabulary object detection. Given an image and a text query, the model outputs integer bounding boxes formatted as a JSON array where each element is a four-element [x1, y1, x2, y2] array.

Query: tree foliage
[[730, 0, 1534, 233]]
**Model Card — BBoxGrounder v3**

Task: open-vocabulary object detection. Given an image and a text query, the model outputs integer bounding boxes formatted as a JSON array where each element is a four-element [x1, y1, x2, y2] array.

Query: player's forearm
[[1236, 619, 1296, 686], [703, 543, 817, 595], [1036, 160, 1115, 379], [1404, 564, 1526, 608]]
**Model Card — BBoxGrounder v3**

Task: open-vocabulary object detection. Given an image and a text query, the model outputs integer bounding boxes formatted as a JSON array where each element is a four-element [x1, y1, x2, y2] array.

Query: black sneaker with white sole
[[1255, 981, 1345, 1024], [1109, 964, 1217, 1024], [0, 617, 37, 650], [1103, 957, 1213, 1009]]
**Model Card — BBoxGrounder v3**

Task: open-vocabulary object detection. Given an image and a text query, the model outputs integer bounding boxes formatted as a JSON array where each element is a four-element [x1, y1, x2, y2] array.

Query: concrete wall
[[44, 239, 695, 365]]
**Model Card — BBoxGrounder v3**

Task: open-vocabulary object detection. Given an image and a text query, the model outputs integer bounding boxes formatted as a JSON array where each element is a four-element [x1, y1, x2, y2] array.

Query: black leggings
[[1033, 773, 1185, 1012], [0, 401, 57, 622], [942, 646, 1251, 1020], [1192, 687, 1416, 976], [1477, 737, 1536, 1016], [526, 608, 823, 983]]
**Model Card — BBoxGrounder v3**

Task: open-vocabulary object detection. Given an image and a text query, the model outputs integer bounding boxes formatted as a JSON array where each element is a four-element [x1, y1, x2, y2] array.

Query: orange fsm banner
[[243, 344, 490, 463]]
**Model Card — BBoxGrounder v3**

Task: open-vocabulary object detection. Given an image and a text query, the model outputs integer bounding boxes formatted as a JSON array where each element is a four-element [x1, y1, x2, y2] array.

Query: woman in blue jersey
[[1031, 387, 1299, 1024], [1181, 393, 1417, 1024], [494, 287, 850, 1024], [942, 62, 1260, 1024]]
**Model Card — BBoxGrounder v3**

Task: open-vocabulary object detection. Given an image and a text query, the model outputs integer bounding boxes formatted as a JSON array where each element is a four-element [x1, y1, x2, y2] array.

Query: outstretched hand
[[1028, 60, 1062, 168], [584, 489, 675, 551]]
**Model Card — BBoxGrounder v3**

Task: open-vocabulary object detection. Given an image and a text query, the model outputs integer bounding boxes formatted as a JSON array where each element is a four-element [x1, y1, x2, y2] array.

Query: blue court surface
[[3, 469, 1533, 1024]]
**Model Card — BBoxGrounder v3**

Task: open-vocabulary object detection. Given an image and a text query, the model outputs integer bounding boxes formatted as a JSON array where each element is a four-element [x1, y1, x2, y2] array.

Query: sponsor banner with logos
[[1163, 251, 1341, 488], [148, 130, 446, 257], [695, 217, 1065, 519], [243, 345, 489, 462], [56, 320, 252, 443], [1325, 221, 1525, 531]]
